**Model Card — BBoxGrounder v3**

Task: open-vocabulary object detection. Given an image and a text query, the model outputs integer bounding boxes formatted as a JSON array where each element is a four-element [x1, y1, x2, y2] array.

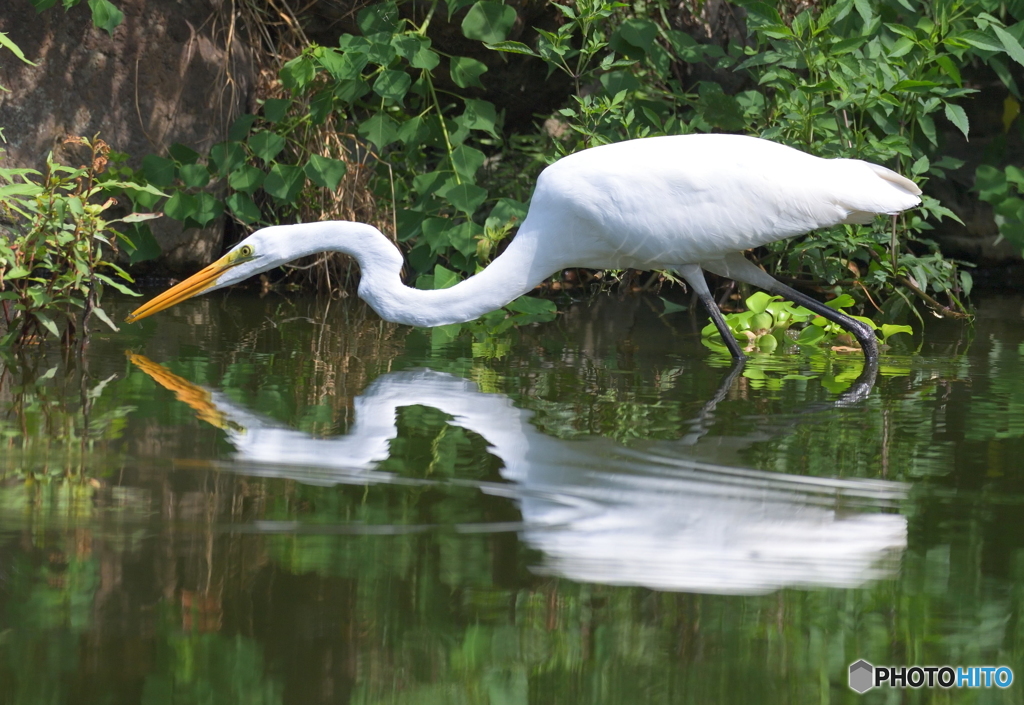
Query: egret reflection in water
[[130, 353, 906, 595]]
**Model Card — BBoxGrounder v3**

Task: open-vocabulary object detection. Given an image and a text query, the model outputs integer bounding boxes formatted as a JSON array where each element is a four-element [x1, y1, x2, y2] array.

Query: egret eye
[[238, 245, 253, 258]]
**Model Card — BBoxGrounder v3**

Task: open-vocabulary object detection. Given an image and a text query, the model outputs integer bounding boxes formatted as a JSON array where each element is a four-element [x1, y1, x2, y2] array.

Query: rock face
[[0, 0, 254, 270]]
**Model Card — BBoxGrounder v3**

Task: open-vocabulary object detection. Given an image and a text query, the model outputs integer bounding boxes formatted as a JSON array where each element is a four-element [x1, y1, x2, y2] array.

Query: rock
[[0, 0, 255, 271]]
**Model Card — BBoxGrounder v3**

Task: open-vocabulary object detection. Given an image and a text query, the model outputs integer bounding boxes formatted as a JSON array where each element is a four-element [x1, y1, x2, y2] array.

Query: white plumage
[[127, 134, 921, 361]]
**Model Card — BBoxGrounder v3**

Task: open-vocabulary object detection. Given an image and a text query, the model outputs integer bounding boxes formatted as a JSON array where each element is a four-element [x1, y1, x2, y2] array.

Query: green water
[[1, 292, 1022, 704]]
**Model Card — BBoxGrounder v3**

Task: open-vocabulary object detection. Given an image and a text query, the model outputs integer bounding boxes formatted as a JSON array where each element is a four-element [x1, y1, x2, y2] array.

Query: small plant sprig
[[0, 136, 163, 347], [700, 291, 912, 355]]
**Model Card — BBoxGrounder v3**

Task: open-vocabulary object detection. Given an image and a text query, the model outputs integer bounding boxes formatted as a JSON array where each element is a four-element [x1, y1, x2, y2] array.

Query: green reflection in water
[[0, 292, 1022, 704]]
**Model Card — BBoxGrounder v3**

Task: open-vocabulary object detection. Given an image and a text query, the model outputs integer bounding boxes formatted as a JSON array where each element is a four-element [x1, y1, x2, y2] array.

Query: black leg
[[769, 282, 879, 359], [696, 290, 746, 360]]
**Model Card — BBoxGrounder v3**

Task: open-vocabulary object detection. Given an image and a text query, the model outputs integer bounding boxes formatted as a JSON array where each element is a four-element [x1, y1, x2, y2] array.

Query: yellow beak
[[125, 256, 231, 323]]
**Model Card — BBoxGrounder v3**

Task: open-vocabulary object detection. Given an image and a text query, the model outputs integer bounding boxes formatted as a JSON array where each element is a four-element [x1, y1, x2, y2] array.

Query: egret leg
[[676, 264, 746, 360], [703, 253, 879, 359]]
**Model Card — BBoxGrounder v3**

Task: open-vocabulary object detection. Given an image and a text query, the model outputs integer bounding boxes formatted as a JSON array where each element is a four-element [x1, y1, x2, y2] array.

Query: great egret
[[127, 134, 921, 359]]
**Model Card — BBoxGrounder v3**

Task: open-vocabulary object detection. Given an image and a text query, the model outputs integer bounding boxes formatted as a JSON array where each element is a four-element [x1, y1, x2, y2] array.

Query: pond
[[0, 291, 1022, 704]]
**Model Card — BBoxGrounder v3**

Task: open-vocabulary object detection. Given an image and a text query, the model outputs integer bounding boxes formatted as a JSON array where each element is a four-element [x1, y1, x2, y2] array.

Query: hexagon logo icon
[[849, 660, 874, 693]]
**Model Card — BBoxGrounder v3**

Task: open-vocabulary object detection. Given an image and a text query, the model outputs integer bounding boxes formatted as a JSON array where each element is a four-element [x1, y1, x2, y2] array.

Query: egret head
[[125, 229, 286, 323]]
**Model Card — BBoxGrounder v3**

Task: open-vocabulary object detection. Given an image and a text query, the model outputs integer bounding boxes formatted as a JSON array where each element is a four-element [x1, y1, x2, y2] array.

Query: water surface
[[1, 292, 1022, 704]]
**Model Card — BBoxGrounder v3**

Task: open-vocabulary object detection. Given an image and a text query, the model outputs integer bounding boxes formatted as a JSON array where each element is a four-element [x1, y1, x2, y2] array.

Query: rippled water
[[1, 292, 1022, 703]]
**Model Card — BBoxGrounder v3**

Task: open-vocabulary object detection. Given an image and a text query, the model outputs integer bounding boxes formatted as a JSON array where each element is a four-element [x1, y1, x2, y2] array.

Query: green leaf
[[262, 98, 291, 123], [358, 1, 400, 35], [34, 311, 60, 339], [29, 0, 58, 12], [457, 99, 500, 137], [168, 143, 201, 165], [248, 131, 286, 164], [304, 154, 348, 190], [944, 102, 970, 139], [485, 40, 538, 57], [91, 305, 120, 331], [451, 144, 486, 178], [617, 18, 658, 53], [87, 0, 123, 34], [960, 30, 1003, 52], [445, 183, 488, 214], [0, 31, 36, 65], [191, 192, 223, 226], [461, 1, 516, 43], [280, 54, 317, 91], [797, 325, 826, 345], [227, 165, 265, 194], [880, 323, 913, 342], [745, 291, 776, 314], [433, 264, 460, 289], [373, 69, 412, 102], [119, 211, 162, 223], [142, 155, 175, 187], [226, 192, 262, 224], [163, 191, 197, 222], [825, 294, 856, 310], [209, 141, 247, 176], [411, 46, 441, 70], [5, 266, 30, 279], [660, 298, 688, 314], [178, 163, 211, 188], [994, 24, 1024, 68], [228, 114, 257, 141], [263, 163, 304, 204], [450, 56, 488, 89], [935, 55, 962, 87], [358, 114, 399, 150]]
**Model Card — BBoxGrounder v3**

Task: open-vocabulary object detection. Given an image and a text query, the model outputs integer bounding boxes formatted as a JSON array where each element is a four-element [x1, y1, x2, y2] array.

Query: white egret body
[[127, 134, 921, 359]]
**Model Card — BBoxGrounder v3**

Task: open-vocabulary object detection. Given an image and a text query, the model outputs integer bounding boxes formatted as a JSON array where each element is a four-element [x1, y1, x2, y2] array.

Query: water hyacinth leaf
[[450, 56, 488, 88], [226, 193, 262, 224], [191, 192, 224, 226], [944, 102, 970, 139], [445, 183, 488, 214], [210, 141, 247, 176], [359, 114, 399, 149], [249, 131, 286, 164], [451, 144, 486, 178], [880, 324, 913, 342], [87, 0, 123, 34], [264, 163, 304, 204], [262, 98, 291, 123], [304, 155, 348, 190], [825, 293, 856, 309], [228, 165, 265, 194], [373, 69, 412, 102], [461, 1, 517, 43], [178, 163, 211, 189], [745, 291, 776, 313]]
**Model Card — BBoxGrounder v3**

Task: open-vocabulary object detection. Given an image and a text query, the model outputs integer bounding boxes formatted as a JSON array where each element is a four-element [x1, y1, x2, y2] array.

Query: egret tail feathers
[[835, 160, 922, 224]]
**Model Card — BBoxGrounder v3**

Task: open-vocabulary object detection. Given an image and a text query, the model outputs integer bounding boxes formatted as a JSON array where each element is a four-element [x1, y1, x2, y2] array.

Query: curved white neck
[[270, 222, 557, 327]]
